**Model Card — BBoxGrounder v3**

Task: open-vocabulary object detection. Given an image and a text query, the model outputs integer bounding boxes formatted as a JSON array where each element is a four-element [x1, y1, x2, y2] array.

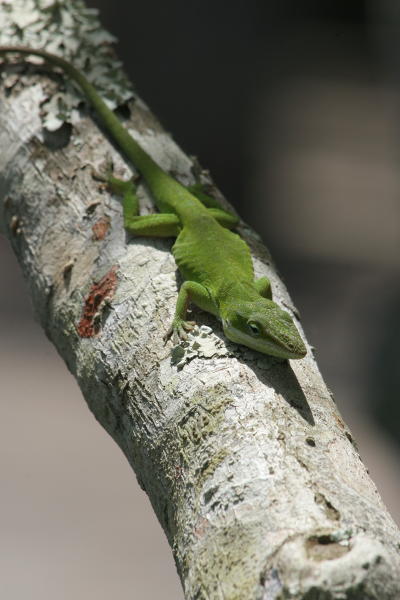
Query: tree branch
[[1, 1, 399, 598]]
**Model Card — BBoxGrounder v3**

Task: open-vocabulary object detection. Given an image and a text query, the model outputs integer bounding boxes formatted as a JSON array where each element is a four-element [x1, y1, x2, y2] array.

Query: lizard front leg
[[165, 280, 216, 343], [119, 175, 180, 236]]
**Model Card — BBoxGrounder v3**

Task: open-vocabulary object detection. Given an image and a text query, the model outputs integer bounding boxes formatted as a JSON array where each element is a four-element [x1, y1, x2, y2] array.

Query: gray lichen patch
[[175, 387, 234, 452], [171, 325, 229, 368], [183, 519, 269, 600], [198, 449, 229, 495], [0, 0, 134, 130]]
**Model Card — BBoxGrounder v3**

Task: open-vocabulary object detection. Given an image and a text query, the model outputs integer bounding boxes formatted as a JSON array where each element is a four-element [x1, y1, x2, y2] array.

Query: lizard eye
[[248, 322, 260, 336]]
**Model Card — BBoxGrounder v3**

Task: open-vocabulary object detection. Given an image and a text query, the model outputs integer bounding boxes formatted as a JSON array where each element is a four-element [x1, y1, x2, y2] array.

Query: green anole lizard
[[0, 46, 306, 360]]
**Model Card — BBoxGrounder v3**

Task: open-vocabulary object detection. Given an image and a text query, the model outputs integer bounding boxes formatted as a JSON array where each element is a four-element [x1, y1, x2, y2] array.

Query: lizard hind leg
[[206, 207, 239, 229], [187, 183, 239, 229], [94, 168, 181, 237], [107, 174, 140, 219], [254, 276, 272, 299], [92, 164, 140, 217], [186, 182, 221, 209], [124, 213, 181, 237]]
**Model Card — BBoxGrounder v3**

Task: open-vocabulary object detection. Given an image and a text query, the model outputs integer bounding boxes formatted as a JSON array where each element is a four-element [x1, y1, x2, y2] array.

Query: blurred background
[[1, 1, 400, 598]]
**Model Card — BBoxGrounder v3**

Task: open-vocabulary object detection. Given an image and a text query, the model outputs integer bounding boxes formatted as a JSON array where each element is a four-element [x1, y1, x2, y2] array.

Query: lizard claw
[[164, 319, 196, 344]]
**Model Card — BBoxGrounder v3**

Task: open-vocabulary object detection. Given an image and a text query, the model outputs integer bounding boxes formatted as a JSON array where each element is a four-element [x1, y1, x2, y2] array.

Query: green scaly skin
[[0, 46, 307, 360]]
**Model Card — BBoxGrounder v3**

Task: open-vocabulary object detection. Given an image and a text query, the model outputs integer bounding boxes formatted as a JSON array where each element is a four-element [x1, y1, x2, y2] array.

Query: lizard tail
[[0, 46, 160, 180]]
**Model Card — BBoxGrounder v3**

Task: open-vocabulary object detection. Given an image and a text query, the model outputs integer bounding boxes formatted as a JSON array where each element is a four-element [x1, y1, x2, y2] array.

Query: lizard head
[[221, 298, 307, 359]]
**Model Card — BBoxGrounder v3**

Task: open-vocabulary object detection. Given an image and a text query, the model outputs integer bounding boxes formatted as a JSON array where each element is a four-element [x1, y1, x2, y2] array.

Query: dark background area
[[1, 1, 400, 598]]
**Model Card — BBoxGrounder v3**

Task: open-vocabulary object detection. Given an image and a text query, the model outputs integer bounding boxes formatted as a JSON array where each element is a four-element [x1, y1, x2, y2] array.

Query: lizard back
[[172, 214, 254, 291]]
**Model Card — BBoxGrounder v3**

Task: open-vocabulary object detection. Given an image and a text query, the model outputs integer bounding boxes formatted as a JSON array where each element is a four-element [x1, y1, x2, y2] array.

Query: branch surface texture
[[1, 2, 399, 598]]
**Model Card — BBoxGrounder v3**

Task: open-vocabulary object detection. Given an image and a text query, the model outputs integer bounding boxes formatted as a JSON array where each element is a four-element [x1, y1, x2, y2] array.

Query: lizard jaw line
[[223, 324, 305, 359]]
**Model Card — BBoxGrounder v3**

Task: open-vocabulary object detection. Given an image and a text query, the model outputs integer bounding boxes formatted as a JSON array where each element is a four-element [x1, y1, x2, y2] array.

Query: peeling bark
[[1, 2, 400, 598]]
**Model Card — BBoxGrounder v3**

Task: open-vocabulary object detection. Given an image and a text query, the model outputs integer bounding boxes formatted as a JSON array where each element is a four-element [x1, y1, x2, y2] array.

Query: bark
[[1, 2, 400, 598]]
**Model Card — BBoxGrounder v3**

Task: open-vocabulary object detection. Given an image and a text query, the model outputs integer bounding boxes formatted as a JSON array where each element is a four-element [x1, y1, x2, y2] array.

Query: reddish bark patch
[[77, 266, 118, 338], [92, 216, 110, 241]]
